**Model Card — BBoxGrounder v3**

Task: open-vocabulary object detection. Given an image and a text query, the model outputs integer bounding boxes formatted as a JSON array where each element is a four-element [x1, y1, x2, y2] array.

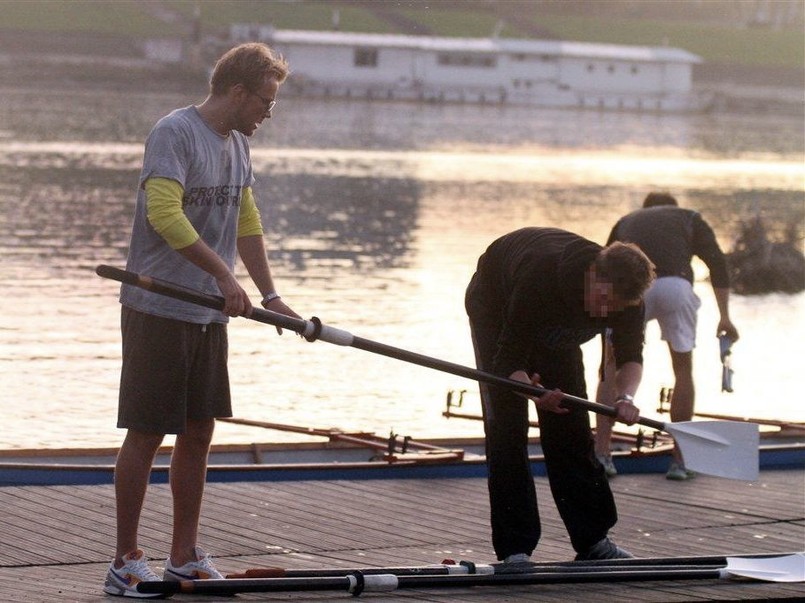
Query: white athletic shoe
[[164, 546, 223, 581], [103, 549, 161, 598]]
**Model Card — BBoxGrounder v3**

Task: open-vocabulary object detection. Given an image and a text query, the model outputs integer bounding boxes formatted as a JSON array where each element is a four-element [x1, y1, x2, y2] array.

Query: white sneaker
[[103, 549, 161, 598], [164, 546, 223, 581], [503, 553, 531, 564]]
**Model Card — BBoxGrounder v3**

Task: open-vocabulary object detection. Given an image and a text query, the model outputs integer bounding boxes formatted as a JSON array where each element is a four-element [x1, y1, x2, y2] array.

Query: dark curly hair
[[643, 192, 678, 208], [594, 241, 656, 302]]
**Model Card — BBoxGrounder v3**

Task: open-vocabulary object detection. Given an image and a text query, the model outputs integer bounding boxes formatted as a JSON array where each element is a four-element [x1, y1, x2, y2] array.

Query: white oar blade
[[665, 420, 759, 481], [726, 553, 805, 582]]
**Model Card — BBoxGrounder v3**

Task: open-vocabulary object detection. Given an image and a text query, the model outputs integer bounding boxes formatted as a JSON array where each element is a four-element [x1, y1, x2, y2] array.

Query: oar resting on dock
[[136, 554, 805, 596]]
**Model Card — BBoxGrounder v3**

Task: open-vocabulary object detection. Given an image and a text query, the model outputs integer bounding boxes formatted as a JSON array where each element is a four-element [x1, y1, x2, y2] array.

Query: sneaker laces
[[167, 546, 222, 579], [117, 551, 159, 582], [191, 550, 220, 578]]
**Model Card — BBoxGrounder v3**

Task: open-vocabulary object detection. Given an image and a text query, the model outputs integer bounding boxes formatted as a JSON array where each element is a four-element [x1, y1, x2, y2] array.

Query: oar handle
[[95, 264, 308, 332], [96, 265, 666, 432]]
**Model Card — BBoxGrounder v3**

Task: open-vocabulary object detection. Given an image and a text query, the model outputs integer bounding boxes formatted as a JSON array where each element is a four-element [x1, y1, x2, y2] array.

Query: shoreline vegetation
[[728, 217, 805, 295]]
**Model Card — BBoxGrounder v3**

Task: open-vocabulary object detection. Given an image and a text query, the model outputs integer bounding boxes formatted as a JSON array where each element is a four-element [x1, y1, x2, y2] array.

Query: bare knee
[[669, 349, 693, 382], [121, 429, 164, 457], [177, 418, 215, 450]]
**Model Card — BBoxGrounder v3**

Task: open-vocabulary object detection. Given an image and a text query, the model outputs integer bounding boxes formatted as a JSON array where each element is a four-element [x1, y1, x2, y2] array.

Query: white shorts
[[644, 277, 701, 353]]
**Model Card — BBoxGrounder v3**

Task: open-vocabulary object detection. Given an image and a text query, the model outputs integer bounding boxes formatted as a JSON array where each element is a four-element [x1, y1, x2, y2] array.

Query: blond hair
[[210, 43, 289, 96]]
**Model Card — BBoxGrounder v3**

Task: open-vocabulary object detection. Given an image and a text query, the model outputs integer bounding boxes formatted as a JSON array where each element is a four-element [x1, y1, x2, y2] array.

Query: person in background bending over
[[104, 43, 300, 598], [465, 227, 655, 564], [595, 192, 739, 481]]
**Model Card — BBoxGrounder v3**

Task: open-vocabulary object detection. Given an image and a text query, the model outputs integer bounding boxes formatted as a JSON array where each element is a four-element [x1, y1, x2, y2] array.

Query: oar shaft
[[139, 567, 727, 595], [539, 552, 792, 567], [137, 575, 372, 595], [394, 568, 724, 587], [233, 563, 721, 578], [228, 564, 485, 578], [350, 333, 665, 430], [96, 265, 664, 430]]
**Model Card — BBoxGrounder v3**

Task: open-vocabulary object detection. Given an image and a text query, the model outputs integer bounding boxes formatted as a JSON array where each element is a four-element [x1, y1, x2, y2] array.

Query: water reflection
[[0, 87, 803, 449], [256, 173, 422, 271]]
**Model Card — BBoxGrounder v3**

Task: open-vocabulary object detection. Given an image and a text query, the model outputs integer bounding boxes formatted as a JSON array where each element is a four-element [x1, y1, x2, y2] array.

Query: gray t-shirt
[[120, 106, 255, 323]]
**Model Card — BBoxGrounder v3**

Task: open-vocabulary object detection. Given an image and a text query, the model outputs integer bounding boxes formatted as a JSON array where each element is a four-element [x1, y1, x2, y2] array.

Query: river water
[[0, 85, 803, 450]]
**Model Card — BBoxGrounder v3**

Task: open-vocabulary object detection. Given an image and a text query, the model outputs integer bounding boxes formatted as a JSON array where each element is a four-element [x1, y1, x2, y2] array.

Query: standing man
[[595, 192, 739, 480], [104, 43, 299, 598], [465, 227, 655, 563]]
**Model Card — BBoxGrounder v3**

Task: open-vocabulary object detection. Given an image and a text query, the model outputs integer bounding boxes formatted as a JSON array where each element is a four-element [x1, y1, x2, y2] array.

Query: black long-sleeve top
[[607, 206, 729, 288], [465, 227, 645, 379]]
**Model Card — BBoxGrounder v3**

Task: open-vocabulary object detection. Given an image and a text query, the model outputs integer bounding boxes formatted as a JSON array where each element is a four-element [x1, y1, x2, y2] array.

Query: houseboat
[[230, 26, 704, 112]]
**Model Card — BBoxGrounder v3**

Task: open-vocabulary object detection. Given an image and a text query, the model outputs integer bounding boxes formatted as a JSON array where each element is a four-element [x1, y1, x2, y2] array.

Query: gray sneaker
[[575, 537, 634, 561], [666, 462, 697, 481], [596, 453, 617, 478], [503, 553, 531, 564]]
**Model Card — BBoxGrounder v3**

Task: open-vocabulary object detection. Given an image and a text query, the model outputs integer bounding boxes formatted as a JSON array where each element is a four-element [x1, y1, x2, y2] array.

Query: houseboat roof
[[263, 29, 702, 65]]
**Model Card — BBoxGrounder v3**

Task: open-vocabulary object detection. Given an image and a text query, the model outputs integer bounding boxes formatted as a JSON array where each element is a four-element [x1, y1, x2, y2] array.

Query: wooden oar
[[96, 265, 759, 481], [136, 554, 804, 595], [218, 416, 463, 456]]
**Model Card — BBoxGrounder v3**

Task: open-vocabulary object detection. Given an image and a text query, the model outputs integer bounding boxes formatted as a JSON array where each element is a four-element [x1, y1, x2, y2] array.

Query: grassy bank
[[1, 0, 802, 70]]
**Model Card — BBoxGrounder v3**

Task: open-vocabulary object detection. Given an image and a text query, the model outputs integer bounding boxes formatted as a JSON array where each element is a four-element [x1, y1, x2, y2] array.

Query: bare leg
[[169, 417, 215, 566], [114, 429, 164, 561], [594, 341, 617, 456], [668, 347, 694, 464]]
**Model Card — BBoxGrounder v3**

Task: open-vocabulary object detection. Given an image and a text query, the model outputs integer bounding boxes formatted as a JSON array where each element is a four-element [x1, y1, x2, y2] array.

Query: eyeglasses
[[250, 91, 276, 114]]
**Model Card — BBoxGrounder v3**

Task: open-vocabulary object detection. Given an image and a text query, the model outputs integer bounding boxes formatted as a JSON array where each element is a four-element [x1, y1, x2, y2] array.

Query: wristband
[[615, 394, 634, 404], [261, 292, 281, 307]]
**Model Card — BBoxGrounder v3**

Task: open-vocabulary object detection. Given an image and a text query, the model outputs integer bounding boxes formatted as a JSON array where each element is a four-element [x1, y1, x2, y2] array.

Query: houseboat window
[[438, 53, 496, 68], [607, 64, 615, 73], [354, 48, 378, 67], [631, 65, 639, 74], [510, 54, 555, 63], [587, 63, 595, 72]]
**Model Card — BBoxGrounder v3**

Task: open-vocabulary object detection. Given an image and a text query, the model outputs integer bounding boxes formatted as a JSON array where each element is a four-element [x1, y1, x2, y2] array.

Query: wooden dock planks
[[0, 470, 802, 601]]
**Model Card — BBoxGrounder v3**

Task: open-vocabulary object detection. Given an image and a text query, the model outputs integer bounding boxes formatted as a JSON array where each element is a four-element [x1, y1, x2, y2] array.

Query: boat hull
[[1, 439, 802, 487]]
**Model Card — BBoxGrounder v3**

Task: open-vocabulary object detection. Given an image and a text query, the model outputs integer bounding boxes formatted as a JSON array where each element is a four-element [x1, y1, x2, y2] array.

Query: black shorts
[[118, 306, 232, 434]]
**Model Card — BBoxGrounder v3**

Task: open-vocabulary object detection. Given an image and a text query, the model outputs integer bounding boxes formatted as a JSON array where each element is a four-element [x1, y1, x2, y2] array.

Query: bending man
[[465, 227, 655, 563]]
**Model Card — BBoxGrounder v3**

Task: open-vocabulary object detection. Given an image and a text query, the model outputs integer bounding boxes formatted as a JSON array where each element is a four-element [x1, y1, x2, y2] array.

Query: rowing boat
[[1, 415, 802, 486]]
